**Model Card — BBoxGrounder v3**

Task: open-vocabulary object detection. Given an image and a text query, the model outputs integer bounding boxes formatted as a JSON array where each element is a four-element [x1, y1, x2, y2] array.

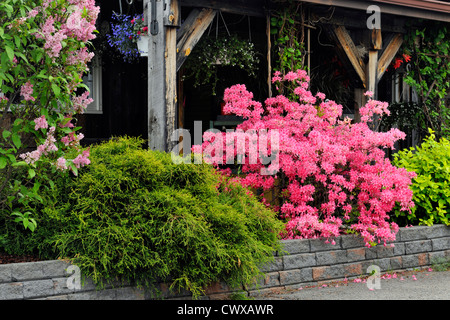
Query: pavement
[[261, 269, 450, 300]]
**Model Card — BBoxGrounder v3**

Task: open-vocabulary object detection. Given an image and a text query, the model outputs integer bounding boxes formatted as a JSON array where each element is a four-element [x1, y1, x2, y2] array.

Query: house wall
[[0, 225, 448, 300]]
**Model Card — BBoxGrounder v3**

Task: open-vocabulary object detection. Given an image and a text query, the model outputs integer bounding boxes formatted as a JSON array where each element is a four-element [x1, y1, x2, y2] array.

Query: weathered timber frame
[[143, 0, 450, 151], [325, 24, 404, 122], [144, 0, 269, 151]]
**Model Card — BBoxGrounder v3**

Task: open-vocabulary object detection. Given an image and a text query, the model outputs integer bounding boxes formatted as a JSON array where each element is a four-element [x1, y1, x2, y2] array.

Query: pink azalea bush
[[195, 69, 416, 247], [0, 0, 99, 230]]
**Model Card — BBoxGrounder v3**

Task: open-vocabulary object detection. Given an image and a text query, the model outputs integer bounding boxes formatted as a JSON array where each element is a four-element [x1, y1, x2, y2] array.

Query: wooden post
[[354, 88, 364, 123], [367, 28, 381, 99], [146, 0, 180, 152], [165, 0, 180, 152], [147, 0, 165, 151]]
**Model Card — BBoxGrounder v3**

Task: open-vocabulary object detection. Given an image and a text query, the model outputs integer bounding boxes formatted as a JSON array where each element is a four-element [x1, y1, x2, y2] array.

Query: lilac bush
[[0, 0, 99, 231]]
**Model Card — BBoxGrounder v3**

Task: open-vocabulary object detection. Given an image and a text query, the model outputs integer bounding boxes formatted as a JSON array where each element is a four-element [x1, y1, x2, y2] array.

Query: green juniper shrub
[[2, 136, 283, 298], [393, 130, 450, 226]]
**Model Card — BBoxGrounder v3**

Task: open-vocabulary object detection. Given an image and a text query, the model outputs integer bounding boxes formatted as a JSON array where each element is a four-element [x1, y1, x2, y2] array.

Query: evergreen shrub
[[1, 137, 283, 298]]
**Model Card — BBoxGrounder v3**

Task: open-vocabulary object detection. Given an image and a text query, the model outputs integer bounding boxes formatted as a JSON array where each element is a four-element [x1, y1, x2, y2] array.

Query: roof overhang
[[179, 0, 450, 22], [299, 0, 450, 22]]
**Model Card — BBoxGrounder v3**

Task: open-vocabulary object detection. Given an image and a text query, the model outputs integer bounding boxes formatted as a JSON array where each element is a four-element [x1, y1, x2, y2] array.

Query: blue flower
[[106, 14, 143, 63]]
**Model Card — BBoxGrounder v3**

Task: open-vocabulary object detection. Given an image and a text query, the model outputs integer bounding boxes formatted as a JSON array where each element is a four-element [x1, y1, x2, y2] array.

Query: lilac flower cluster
[[106, 14, 141, 63]]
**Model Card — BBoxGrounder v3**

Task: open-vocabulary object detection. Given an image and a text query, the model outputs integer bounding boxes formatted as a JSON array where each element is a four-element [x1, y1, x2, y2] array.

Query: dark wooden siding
[[78, 0, 148, 146]]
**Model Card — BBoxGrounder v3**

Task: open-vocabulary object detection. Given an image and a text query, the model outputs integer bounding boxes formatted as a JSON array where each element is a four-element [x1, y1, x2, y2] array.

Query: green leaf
[[36, 51, 43, 63], [12, 161, 27, 167], [27, 219, 37, 232], [0, 157, 7, 169], [28, 168, 35, 179], [5, 46, 14, 62], [51, 83, 60, 97], [13, 118, 23, 127], [11, 211, 22, 218], [2, 129, 11, 139], [14, 35, 21, 49], [11, 133, 21, 149], [70, 162, 78, 176], [14, 51, 28, 64]]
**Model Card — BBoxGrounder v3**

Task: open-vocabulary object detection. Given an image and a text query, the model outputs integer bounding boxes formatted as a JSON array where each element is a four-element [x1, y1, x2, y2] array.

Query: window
[[82, 55, 103, 114]]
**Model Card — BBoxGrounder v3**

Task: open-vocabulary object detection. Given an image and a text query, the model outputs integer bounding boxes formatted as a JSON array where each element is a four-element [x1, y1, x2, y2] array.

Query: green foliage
[[229, 292, 254, 300], [380, 101, 424, 134], [1, 137, 283, 298], [402, 21, 450, 140], [431, 256, 450, 272], [270, 0, 306, 81], [393, 130, 450, 226]]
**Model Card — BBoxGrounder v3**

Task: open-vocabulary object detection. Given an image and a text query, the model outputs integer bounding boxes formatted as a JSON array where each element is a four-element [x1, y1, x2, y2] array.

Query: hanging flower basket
[[137, 35, 149, 57], [184, 34, 260, 95], [106, 13, 149, 62]]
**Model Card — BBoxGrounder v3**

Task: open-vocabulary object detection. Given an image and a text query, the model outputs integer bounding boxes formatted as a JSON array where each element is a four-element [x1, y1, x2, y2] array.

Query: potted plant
[[184, 34, 260, 95], [131, 15, 149, 57], [106, 13, 149, 62]]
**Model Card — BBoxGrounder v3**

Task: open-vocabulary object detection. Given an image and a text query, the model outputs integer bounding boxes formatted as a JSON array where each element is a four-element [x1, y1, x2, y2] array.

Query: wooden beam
[[326, 14, 406, 34], [180, 0, 266, 18], [330, 25, 366, 88], [176, 8, 217, 71], [377, 33, 403, 81]]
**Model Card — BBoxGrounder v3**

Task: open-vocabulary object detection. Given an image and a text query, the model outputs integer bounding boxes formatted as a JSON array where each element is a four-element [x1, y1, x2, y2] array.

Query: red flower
[[131, 19, 135, 24], [403, 54, 411, 62], [142, 26, 148, 33], [137, 31, 141, 35], [393, 57, 403, 69], [129, 35, 133, 39]]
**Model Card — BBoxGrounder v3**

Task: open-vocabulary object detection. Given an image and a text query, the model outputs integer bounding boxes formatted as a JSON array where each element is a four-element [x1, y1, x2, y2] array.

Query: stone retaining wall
[[256, 224, 450, 296], [0, 225, 449, 300]]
